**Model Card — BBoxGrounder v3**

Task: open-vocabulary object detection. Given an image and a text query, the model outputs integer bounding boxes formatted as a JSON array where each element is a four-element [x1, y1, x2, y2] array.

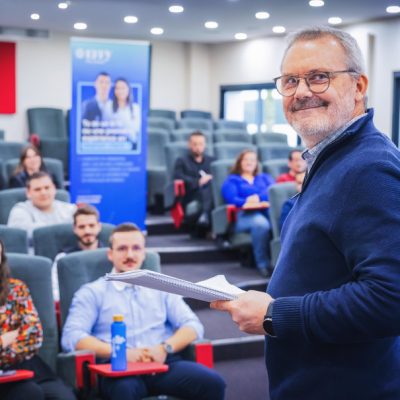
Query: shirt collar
[[110, 267, 134, 292], [302, 112, 367, 171]]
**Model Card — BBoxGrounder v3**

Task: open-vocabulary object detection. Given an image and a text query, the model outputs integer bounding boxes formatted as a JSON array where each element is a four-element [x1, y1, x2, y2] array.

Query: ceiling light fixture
[[30, 13, 40, 20], [205, 21, 218, 29], [169, 5, 184, 13], [74, 22, 87, 30], [386, 5, 400, 13], [58, 2, 69, 9], [235, 33, 247, 40], [309, 0, 325, 7], [272, 26, 286, 34], [151, 27, 164, 35], [124, 15, 138, 24], [328, 17, 342, 25], [255, 11, 270, 20]]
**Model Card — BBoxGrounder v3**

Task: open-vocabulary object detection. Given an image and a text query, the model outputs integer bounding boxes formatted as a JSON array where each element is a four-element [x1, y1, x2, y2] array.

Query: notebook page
[[105, 270, 239, 302], [196, 275, 245, 296]]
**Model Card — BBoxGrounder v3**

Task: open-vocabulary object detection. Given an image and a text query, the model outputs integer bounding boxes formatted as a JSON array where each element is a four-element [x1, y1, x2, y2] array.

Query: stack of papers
[[105, 270, 245, 302]]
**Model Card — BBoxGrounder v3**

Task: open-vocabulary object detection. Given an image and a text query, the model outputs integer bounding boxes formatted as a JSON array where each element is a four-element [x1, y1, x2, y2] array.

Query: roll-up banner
[[70, 38, 150, 229]]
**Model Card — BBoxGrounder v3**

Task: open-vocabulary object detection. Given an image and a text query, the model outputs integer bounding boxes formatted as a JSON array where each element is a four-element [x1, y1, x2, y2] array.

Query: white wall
[[1, 19, 400, 141]]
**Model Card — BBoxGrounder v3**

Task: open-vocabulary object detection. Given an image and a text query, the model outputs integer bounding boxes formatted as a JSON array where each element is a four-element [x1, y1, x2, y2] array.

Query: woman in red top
[[0, 240, 75, 400]]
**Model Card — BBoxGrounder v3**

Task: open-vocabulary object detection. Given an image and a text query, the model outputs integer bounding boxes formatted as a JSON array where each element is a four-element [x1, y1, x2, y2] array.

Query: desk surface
[[89, 362, 169, 378]]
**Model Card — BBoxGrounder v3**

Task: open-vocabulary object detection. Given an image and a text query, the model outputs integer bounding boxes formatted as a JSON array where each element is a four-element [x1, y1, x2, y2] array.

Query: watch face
[[263, 317, 273, 336], [164, 343, 173, 354]]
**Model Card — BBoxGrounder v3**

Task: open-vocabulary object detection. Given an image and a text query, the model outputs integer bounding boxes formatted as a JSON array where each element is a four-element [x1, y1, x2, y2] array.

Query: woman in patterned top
[[0, 240, 75, 400]]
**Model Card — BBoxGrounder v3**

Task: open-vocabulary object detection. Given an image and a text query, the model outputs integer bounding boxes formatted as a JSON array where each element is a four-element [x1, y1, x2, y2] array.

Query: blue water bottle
[[111, 314, 127, 371]]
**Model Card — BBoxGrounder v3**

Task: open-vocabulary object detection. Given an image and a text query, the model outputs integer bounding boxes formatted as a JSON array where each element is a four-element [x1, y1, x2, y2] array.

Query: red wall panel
[[0, 41, 16, 114]]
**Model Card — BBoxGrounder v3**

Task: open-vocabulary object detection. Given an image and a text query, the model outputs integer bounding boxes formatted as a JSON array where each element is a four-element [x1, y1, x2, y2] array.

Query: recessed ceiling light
[[151, 27, 164, 35], [169, 5, 184, 13], [205, 21, 218, 29], [74, 22, 87, 30], [255, 11, 270, 20], [386, 5, 400, 13], [30, 13, 40, 20], [309, 0, 324, 6], [235, 33, 247, 40], [124, 15, 138, 24], [328, 17, 342, 25], [58, 2, 69, 9], [272, 26, 286, 34]]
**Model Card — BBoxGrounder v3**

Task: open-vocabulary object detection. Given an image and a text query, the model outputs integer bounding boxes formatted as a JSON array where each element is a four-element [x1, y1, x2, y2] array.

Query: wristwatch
[[263, 301, 276, 337], [161, 341, 174, 354]]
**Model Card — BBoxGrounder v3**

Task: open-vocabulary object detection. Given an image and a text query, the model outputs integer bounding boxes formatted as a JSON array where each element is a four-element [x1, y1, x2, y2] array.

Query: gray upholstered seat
[[213, 142, 256, 161], [147, 116, 175, 133], [0, 188, 70, 224], [177, 118, 213, 132], [213, 130, 252, 144], [180, 110, 212, 120], [258, 143, 294, 162], [214, 120, 247, 131], [32, 222, 115, 261], [262, 159, 289, 179], [253, 132, 288, 146], [148, 109, 176, 121], [0, 225, 28, 253]]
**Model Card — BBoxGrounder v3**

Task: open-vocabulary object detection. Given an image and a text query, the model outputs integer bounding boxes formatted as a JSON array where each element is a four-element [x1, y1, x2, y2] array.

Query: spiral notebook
[[105, 270, 245, 302]]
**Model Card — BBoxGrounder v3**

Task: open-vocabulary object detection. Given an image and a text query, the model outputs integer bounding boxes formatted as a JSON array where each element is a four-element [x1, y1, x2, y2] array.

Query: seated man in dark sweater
[[173, 131, 215, 231]]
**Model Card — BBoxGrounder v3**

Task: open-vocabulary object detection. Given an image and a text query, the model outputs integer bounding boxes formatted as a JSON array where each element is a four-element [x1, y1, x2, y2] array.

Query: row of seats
[[149, 108, 214, 121]]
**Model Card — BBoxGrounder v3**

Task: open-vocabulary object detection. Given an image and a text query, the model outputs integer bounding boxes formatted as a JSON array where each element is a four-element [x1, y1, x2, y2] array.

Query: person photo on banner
[[81, 71, 112, 123], [110, 77, 141, 149]]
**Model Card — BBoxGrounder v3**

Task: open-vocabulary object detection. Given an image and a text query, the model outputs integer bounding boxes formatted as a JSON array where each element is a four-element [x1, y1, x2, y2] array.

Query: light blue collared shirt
[[61, 275, 204, 353], [302, 113, 368, 171]]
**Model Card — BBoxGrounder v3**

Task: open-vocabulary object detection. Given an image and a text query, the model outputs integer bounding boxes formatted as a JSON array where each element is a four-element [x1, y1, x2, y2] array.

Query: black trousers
[[0, 355, 76, 400]]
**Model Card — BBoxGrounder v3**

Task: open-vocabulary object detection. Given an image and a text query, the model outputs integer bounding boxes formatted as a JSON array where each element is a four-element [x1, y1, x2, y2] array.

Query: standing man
[[62, 223, 225, 400], [212, 27, 400, 399], [173, 131, 215, 230], [81, 71, 112, 122]]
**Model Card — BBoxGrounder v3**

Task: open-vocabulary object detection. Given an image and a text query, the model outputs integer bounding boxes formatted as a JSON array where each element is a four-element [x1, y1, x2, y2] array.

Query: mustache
[[123, 258, 136, 264], [290, 97, 328, 112]]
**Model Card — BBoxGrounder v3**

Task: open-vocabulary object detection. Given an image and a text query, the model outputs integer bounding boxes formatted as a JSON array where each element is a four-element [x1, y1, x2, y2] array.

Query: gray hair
[[281, 26, 366, 75]]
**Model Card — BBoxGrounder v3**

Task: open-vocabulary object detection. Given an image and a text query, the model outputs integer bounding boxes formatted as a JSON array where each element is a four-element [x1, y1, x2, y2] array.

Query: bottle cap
[[113, 314, 124, 322]]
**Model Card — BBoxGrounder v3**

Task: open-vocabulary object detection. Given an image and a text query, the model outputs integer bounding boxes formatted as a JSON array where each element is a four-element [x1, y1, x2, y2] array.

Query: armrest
[[180, 340, 214, 369], [211, 205, 238, 236], [164, 179, 185, 209], [57, 350, 95, 391]]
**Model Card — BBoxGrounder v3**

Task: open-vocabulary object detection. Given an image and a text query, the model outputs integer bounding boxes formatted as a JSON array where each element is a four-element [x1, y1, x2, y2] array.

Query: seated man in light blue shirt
[[61, 223, 225, 400]]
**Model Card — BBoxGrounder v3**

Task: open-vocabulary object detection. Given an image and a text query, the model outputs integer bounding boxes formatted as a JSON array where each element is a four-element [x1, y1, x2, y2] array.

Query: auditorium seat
[[5, 157, 65, 189], [170, 128, 213, 150], [262, 159, 289, 179], [32, 222, 115, 261], [214, 120, 247, 131], [213, 142, 256, 161], [0, 225, 28, 253], [147, 128, 170, 208], [0, 188, 70, 224], [177, 118, 213, 132], [147, 116, 176, 133], [268, 182, 297, 267], [7, 252, 96, 392], [0, 141, 26, 162], [253, 132, 289, 146], [258, 143, 294, 163], [148, 109, 177, 121], [180, 110, 212, 120], [213, 130, 252, 144]]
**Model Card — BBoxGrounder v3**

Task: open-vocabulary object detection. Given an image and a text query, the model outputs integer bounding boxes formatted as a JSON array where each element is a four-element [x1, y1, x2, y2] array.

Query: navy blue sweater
[[267, 110, 400, 399]]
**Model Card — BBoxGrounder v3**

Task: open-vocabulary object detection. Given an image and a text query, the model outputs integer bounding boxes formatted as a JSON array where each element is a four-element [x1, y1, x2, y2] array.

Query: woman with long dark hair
[[0, 240, 75, 400], [9, 145, 61, 189], [222, 150, 275, 277]]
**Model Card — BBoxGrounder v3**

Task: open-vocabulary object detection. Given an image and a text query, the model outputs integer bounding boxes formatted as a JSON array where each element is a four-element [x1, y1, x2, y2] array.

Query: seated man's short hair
[[109, 222, 143, 247], [189, 131, 205, 139], [73, 204, 100, 225], [26, 171, 53, 188]]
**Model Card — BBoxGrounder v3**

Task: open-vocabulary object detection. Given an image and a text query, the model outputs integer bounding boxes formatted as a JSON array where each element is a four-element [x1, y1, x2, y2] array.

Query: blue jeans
[[235, 210, 271, 271], [99, 355, 225, 400]]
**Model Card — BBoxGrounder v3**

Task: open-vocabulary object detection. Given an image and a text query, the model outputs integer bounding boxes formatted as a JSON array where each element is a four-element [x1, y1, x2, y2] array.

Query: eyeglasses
[[273, 70, 358, 97]]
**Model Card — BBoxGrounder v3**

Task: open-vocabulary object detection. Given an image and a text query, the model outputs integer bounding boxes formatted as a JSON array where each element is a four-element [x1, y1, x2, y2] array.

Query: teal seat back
[[214, 120, 247, 131], [8, 254, 58, 371], [148, 109, 176, 121], [0, 226, 28, 253], [253, 132, 288, 146], [33, 222, 115, 261], [0, 188, 70, 224], [147, 117, 175, 133], [177, 118, 213, 132], [147, 128, 170, 168], [180, 110, 212, 120], [58, 249, 161, 326], [27, 107, 67, 139], [214, 142, 256, 161], [213, 130, 252, 144], [0, 142, 26, 163], [210, 160, 234, 208], [258, 144, 294, 162], [262, 159, 289, 179]]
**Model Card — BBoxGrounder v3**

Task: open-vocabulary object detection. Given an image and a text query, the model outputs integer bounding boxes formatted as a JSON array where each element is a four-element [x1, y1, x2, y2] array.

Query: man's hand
[[144, 344, 168, 364], [1, 329, 19, 348], [211, 291, 274, 335], [126, 348, 152, 363], [199, 174, 212, 186]]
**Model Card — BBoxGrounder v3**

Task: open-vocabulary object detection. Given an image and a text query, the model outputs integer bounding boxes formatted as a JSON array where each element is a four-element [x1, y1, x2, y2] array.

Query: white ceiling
[[0, 0, 399, 43]]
